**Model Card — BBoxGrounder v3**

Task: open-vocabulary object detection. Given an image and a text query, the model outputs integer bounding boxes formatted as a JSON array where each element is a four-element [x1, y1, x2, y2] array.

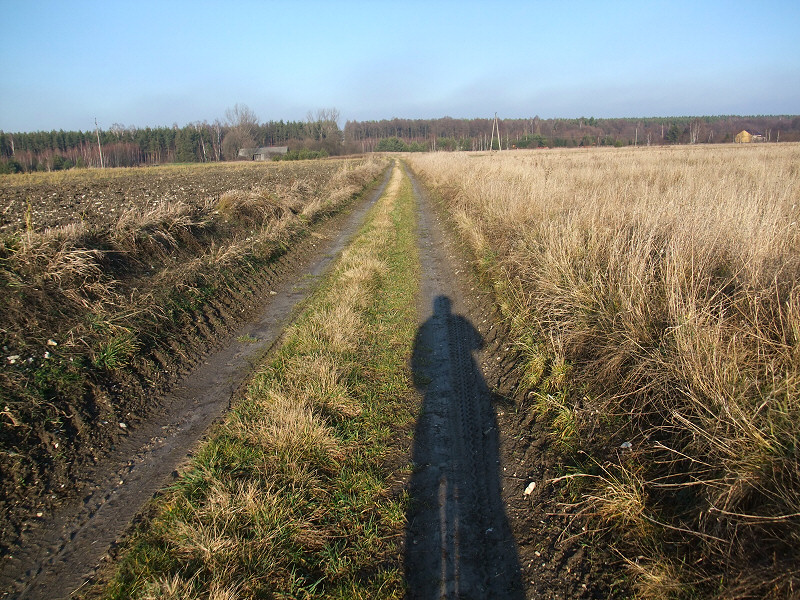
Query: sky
[[1, 0, 798, 132]]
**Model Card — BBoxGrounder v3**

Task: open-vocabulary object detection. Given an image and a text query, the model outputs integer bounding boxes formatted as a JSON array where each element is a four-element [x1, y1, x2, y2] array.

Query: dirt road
[[2, 162, 545, 599], [0, 169, 392, 600], [404, 165, 524, 598]]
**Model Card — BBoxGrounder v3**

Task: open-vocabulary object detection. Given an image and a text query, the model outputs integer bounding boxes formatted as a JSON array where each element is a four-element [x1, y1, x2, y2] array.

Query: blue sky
[[1, 0, 798, 132]]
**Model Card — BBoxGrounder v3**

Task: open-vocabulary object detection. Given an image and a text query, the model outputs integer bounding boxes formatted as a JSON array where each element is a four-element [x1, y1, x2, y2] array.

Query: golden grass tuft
[[625, 557, 685, 600]]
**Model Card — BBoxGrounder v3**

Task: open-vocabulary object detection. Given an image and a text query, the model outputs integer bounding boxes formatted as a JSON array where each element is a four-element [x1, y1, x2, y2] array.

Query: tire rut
[[0, 169, 392, 600], [405, 165, 523, 599]]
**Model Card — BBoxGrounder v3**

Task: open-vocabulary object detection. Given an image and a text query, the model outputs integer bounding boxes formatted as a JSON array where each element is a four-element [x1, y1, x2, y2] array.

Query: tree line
[[2, 110, 799, 173], [0, 106, 342, 173], [343, 114, 800, 153]]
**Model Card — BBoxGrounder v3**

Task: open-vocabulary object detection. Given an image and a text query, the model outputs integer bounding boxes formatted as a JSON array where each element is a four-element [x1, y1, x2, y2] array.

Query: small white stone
[[524, 481, 536, 495], [119, 422, 127, 429], [47, 339, 58, 346], [620, 441, 632, 449]]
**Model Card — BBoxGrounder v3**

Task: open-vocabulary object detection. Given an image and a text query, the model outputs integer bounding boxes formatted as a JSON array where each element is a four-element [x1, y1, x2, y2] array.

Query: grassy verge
[[96, 163, 419, 599]]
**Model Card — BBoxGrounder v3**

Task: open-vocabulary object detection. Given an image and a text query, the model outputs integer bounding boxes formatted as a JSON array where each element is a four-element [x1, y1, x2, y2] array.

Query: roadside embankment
[[0, 158, 386, 559]]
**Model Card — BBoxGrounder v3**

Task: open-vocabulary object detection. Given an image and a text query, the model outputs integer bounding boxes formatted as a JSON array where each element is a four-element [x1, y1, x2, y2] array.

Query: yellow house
[[735, 130, 753, 143]]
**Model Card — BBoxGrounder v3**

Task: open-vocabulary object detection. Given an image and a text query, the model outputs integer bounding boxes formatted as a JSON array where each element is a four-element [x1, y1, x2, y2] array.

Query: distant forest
[[2, 111, 798, 173], [344, 114, 800, 152]]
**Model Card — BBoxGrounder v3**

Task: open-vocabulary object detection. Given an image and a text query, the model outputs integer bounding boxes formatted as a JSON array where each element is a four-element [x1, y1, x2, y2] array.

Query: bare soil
[[0, 168, 392, 600], [0, 162, 342, 234]]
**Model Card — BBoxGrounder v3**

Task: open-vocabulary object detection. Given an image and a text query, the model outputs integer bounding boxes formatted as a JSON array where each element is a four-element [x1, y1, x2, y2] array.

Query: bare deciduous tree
[[222, 104, 259, 160], [689, 118, 702, 144], [225, 104, 259, 138]]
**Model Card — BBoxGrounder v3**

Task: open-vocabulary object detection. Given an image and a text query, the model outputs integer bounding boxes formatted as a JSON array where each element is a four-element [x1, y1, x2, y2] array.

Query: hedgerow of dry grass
[[406, 144, 800, 598]]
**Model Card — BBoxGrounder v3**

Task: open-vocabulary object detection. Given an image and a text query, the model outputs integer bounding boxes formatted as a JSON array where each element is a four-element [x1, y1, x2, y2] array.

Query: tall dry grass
[[406, 144, 800, 598]]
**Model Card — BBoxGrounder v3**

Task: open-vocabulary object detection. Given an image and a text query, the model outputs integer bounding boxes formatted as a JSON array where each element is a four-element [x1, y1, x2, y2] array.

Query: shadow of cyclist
[[405, 295, 523, 599]]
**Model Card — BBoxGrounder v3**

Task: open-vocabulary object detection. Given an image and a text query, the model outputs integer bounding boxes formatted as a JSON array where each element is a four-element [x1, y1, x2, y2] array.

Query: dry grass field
[[406, 144, 800, 598]]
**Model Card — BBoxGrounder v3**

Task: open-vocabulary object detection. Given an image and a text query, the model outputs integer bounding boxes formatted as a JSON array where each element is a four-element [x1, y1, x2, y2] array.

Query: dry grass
[[406, 144, 800, 598], [100, 163, 418, 599], [0, 158, 387, 546]]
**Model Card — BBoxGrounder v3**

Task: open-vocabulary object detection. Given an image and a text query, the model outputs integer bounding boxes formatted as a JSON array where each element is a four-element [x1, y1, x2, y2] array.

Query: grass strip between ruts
[[100, 162, 419, 599]]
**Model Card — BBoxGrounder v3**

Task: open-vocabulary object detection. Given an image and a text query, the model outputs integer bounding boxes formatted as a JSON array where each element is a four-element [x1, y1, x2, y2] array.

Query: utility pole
[[497, 113, 502, 151], [95, 118, 105, 168], [490, 112, 502, 151]]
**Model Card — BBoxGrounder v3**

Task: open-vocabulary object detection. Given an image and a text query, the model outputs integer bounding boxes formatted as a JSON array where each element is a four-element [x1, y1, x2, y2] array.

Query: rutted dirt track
[[404, 164, 614, 599], [0, 169, 392, 600], [405, 165, 524, 598], [3, 161, 611, 599]]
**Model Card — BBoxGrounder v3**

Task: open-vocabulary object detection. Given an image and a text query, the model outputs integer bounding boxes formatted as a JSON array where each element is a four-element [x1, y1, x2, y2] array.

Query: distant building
[[238, 146, 289, 160], [735, 130, 766, 143]]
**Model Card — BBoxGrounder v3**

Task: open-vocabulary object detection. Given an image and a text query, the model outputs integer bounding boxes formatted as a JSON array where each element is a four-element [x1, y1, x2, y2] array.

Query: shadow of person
[[405, 295, 523, 599]]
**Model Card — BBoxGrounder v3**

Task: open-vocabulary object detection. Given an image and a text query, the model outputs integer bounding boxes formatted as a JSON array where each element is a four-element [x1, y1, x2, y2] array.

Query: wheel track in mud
[[404, 164, 523, 599], [0, 169, 392, 600]]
